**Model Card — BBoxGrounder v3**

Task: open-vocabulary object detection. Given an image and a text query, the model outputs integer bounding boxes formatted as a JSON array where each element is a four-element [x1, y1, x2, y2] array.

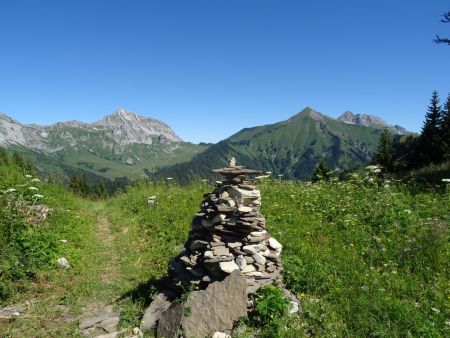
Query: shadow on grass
[[116, 275, 179, 310]]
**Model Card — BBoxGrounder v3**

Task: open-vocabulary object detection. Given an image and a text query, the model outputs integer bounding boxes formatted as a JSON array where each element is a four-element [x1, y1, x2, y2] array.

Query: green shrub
[[252, 285, 290, 325]]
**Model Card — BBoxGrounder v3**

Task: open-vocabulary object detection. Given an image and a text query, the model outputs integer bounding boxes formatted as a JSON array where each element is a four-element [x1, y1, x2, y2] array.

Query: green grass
[[1, 157, 449, 337], [105, 175, 449, 337]]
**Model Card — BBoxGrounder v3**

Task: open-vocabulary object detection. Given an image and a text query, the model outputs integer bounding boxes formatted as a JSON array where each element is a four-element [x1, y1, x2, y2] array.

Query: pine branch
[[435, 35, 450, 45]]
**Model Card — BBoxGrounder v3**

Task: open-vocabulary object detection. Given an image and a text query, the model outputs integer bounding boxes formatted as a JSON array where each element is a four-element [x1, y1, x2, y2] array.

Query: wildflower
[[25, 174, 32, 178], [441, 178, 450, 183], [404, 209, 412, 214], [28, 187, 38, 191], [31, 178, 41, 182], [201, 179, 208, 182], [265, 171, 272, 175], [5, 188, 16, 193], [32, 194, 44, 199], [431, 307, 440, 314], [166, 177, 173, 180]]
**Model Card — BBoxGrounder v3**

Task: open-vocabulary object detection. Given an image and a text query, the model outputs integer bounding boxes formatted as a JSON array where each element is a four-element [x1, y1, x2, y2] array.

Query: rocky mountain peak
[[338, 111, 407, 135], [94, 109, 182, 144], [288, 107, 326, 122]]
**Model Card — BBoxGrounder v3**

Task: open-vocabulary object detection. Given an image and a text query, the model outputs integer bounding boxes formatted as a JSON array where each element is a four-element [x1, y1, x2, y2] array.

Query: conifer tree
[[79, 174, 90, 197], [312, 160, 332, 182], [374, 128, 393, 172], [69, 175, 81, 194], [95, 180, 107, 198], [11, 151, 24, 169], [441, 93, 450, 159], [0, 147, 8, 164], [418, 91, 443, 164]]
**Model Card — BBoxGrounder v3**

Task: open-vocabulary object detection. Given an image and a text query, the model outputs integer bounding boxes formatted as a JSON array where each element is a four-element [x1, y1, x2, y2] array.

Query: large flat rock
[[181, 270, 247, 338], [157, 302, 183, 338], [140, 291, 174, 331]]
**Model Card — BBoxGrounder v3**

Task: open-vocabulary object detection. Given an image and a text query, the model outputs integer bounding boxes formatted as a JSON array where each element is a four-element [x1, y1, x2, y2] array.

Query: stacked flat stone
[[168, 159, 283, 296]]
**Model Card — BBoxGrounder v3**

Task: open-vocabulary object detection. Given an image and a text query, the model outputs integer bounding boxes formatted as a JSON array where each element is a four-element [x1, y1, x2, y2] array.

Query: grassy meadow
[[1, 160, 449, 337]]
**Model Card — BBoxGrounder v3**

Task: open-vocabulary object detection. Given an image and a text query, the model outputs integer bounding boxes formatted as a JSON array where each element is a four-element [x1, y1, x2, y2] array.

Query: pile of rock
[[167, 158, 283, 296]]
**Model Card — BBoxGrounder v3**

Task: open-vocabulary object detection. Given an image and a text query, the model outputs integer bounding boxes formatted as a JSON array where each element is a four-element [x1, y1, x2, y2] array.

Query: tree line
[[373, 91, 450, 173]]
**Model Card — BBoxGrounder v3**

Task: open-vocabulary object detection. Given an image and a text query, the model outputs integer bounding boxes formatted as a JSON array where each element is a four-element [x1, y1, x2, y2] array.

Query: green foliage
[[68, 173, 90, 197], [374, 127, 394, 172], [418, 91, 444, 165], [0, 162, 59, 303], [252, 285, 290, 325], [441, 94, 450, 159], [311, 160, 332, 182]]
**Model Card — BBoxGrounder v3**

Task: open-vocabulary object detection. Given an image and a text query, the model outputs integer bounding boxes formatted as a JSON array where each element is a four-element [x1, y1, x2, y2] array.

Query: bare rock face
[[93, 109, 182, 144], [181, 270, 247, 338], [0, 109, 182, 151], [338, 111, 407, 135]]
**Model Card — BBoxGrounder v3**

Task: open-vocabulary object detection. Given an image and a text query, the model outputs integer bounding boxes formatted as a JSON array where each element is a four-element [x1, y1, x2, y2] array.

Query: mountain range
[[0, 109, 207, 180], [0, 107, 407, 184]]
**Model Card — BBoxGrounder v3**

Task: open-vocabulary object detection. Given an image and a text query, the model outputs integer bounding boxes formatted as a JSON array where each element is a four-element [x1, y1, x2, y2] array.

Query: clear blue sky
[[0, 0, 449, 143]]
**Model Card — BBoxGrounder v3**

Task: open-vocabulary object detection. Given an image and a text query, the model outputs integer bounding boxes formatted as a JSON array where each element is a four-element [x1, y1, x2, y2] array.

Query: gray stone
[[204, 250, 214, 259], [268, 237, 283, 250], [182, 270, 247, 338], [212, 213, 226, 224], [0, 303, 26, 319], [235, 255, 247, 270], [252, 252, 266, 265], [241, 265, 256, 274], [238, 206, 253, 213], [190, 240, 208, 250], [242, 244, 264, 254], [219, 260, 239, 273], [79, 311, 110, 330], [227, 242, 242, 248], [202, 219, 213, 228], [213, 246, 230, 256], [157, 302, 183, 338], [100, 316, 120, 332], [212, 332, 231, 338], [140, 291, 174, 331], [57, 257, 70, 269]]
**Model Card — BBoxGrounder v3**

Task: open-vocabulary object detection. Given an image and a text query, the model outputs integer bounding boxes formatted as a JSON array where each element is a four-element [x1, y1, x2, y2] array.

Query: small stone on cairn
[[167, 157, 283, 295]]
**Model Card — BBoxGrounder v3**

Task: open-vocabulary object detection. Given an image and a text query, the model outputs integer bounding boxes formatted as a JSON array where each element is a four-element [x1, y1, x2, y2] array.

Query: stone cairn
[[167, 158, 283, 297]]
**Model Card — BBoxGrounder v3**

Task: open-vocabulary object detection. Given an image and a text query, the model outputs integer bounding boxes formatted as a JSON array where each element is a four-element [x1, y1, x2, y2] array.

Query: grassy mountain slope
[[154, 107, 383, 181]]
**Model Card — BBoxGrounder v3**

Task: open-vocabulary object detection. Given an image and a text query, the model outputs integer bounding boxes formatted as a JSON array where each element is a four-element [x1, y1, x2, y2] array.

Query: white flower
[[28, 187, 39, 191], [32, 194, 44, 199], [5, 188, 16, 193], [265, 171, 272, 175], [166, 177, 173, 180], [31, 178, 41, 182], [404, 209, 412, 214], [201, 179, 208, 182], [25, 174, 32, 178], [255, 175, 270, 180], [442, 178, 450, 183], [431, 307, 440, 314]]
